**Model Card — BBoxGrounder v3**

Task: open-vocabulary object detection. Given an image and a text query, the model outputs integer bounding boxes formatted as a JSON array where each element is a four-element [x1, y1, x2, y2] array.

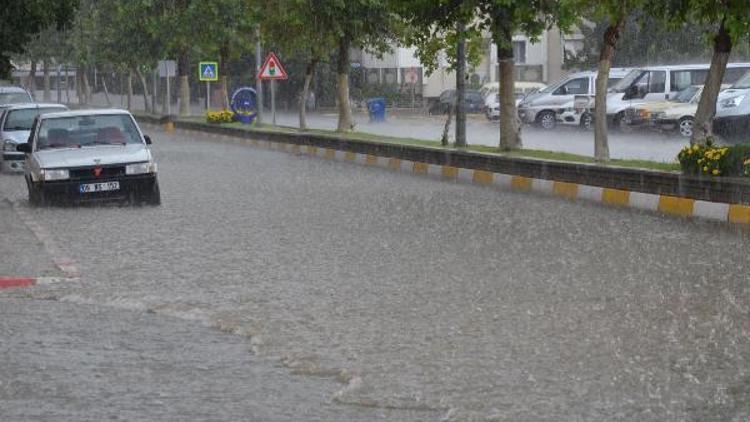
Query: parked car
[[517, 68, 631, 130], [1, 103, 68, 172], [480, 81, 546, 110], [16, 109, 160, 206], [429, 89, 484, 115], [0, 86, 33, 105], [484, 91, 532, 121], [605, 63, 750, 131], [714, 72, 750, 140]]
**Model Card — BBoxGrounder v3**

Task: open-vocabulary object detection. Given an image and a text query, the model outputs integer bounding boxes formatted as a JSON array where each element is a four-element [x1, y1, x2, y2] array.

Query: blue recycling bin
[[367, 97, 386, 122]]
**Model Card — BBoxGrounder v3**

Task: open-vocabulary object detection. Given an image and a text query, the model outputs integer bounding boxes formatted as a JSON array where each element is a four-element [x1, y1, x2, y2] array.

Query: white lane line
[[8, 199, 81, 278]]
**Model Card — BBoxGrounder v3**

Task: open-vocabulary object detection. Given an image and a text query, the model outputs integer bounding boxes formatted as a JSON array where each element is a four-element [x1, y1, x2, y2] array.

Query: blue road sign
[[199, 62, 218, 81]]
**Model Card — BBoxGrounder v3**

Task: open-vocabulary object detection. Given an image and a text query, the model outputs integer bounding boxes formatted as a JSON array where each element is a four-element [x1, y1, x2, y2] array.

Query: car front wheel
[[142, 179, 161, 206], [26, 179, 46, 207], [678, 117, 695, 138], [537, 111, 556, 130]]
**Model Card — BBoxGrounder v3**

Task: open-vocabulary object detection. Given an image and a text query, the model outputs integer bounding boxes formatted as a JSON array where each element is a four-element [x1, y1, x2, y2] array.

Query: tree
[[570, 0, 647, 161], [657, 0, 750, 143], [397, 1, 576, 150], [316, 1, 396, 133], [395, 2, 483, 146], [190, 0, 259, 110], [261, 0, 338, 130], [564, 14, 712, 70], [0, 0, 78, 80]]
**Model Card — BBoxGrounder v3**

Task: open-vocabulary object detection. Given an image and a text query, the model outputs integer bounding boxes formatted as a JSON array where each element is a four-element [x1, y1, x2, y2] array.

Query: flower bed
[[206, 109, 235, 124], [678, 139, 750, 177]]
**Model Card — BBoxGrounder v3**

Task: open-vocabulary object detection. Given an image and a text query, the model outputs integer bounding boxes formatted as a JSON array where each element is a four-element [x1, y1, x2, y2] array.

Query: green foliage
[[0, 0, 78, 78], [565, 13, 715, 70]]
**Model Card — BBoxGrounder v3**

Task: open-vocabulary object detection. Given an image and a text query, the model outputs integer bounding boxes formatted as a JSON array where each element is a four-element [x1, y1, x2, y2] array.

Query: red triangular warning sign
[[258, 52, 288, 80]]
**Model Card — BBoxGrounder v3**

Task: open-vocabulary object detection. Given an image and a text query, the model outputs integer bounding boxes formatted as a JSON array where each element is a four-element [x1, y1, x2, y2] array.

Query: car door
[[543, 77, 590, 107]]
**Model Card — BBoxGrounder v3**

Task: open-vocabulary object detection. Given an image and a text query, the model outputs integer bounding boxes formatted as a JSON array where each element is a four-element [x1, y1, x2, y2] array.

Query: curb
[[147, 123, 750, 226]]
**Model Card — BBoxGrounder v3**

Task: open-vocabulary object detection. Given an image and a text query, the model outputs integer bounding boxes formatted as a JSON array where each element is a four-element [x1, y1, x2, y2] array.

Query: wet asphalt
[[1, 124, 749, 421]]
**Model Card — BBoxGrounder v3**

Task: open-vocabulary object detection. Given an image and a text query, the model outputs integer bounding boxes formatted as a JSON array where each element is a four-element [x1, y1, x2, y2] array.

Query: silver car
[[1, 103, 68, 172], [16, 109, 160, 206], [0, 86, 33, 105]]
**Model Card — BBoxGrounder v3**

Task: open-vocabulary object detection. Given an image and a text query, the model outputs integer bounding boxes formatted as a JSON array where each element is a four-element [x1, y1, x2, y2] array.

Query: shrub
[[677, 139, 750, 177], [206, 109, 235, 124]]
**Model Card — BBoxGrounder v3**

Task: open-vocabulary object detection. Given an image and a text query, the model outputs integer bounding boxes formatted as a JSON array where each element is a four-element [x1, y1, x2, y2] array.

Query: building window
[[513, 41, 526, 64]]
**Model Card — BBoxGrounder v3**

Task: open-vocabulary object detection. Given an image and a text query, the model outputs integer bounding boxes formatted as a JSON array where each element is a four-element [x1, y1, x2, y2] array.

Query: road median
[[134, 112, 750, 225]]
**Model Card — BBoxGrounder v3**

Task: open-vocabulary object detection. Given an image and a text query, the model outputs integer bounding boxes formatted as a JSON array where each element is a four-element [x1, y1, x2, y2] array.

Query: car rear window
[[0, 92, 33, 105], [36, 114, 143, 150], [4, 107, 67, 131]]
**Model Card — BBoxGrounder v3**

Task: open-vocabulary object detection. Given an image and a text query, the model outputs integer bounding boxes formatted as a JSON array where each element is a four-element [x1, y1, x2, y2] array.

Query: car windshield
[[610, 69, 645, 93], [674, 86, 700, 103], [36, 114, 143, 150], [731, 73, 750, 89], [0, 92, 33, 105], [4, 107, 67, 131]]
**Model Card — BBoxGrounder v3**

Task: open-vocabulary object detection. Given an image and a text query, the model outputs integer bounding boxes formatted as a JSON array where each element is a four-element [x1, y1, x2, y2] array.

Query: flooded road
[[1, 124, 749, 421]]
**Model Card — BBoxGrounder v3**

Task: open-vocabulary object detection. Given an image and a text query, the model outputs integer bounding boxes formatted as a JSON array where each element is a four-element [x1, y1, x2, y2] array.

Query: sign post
[[158, 60, 176, 115], [258, 52, 288, 126], [199, 61, 219, 111]]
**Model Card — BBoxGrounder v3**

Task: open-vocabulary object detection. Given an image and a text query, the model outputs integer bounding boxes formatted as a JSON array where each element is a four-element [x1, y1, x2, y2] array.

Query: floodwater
[[1, 125, 748, 420]]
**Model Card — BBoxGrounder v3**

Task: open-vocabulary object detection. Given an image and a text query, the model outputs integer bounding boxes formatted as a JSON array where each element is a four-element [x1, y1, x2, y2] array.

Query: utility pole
[[455, 21, 467, 148], [255, 25, 264, 124]]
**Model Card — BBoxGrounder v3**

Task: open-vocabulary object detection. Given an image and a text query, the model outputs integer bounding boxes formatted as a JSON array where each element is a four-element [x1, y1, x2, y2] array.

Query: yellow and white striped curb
[[165, 125, 750, 225]]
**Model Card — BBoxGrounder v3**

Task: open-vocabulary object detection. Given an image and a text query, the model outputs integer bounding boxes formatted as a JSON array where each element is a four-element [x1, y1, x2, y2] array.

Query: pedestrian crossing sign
[[199, 62, 218, 81]]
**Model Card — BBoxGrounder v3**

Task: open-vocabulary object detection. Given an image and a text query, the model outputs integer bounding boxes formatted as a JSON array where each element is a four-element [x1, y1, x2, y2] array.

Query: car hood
[[1, 130, 31, 144], [35, 144, 151, 169]]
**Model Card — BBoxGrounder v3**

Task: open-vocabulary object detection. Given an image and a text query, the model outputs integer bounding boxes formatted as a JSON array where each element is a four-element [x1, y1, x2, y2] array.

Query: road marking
[[0, 277, 35, 289], [658, 195, 695, 218], [728, 204, 750, 224], [602, 188, 630, 207], [553, 181, 579, 200], [473, 170, 494, 185], [441, 166, 458, 180], [9, 200, 81, 278], [511, 176, 532, 191]]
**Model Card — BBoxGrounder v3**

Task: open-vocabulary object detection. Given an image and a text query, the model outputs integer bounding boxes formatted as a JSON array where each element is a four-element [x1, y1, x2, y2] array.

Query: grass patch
[[175, 117, 680, 172]]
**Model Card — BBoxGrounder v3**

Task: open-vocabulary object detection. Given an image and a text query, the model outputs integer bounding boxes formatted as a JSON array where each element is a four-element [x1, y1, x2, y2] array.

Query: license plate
[[79, 181, 120, 193]]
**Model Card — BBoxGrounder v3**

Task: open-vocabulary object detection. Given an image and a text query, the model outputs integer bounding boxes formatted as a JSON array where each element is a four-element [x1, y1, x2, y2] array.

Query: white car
[[16, 109, 160, 206], [1, 103, 68, 172]]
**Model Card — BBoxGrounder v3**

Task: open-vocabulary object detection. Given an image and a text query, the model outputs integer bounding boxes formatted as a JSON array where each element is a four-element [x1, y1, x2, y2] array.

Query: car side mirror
[[16, 143, 32, 153], [144, 134, 152, 145]]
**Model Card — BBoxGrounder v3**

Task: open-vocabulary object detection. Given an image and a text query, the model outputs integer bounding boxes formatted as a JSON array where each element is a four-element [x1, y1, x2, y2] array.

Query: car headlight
[[3, 140, 16, 151], [125, 161, 157, 175], [42, 169, 70, 181], [720, 95, 745, 108]]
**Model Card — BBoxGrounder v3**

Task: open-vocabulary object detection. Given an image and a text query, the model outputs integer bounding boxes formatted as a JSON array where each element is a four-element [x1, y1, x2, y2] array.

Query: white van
[[605, 63, 750, 129], [517, 68, 631, 130]]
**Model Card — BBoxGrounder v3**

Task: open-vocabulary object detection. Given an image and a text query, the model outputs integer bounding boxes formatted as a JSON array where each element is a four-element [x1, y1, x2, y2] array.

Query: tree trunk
[[83, 71, 92, 104], [0, 54, 12, 80], [76, 69, 84, 105], [127, 70, 133, 110], [692, 21, 732, 144], [43, 60, 51, 101], [219, 43, 230, 109], [102, 76, 111, 106], [135, 66, 151, 112], [299, 58, 318, 130], [178, 52, 190, 116], [28, 61, 37, 99], [441, 104, 453, 146], [64, 66, 70, 103], [497, 24, 521, 150], [594, 16, 625, 162], [455, 22, 467, 147], [336, 37, 354, 132]]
